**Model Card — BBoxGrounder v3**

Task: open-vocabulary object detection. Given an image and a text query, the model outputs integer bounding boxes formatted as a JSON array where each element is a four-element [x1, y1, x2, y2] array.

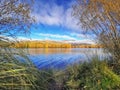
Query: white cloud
[[63, 8, 80, 30], [32, 3, 64, 26], [0, 35, 95, 44], [70, 33, 96, 39], [70, 33, 87, 38], [37, 33, 95, 44], [64, 39, 95, 44], [32, 2, 80, 31], [38, 33, 76, 40], [16, 37, 31, 41], [16, 37, 44, 41]]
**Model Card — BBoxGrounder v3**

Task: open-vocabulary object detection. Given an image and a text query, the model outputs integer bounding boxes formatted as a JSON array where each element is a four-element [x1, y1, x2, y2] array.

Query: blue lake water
[[21, 48, 106, 69]]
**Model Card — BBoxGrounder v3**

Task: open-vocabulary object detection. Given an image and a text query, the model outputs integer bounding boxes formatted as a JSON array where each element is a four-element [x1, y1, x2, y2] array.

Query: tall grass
[[54, 56, 120, 90], [0, 48, 34, 89], [0, 47, 55, 90]]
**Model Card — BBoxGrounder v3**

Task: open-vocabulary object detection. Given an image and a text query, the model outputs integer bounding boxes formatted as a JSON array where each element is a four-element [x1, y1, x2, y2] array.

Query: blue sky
[[19, 0, 95, 44]]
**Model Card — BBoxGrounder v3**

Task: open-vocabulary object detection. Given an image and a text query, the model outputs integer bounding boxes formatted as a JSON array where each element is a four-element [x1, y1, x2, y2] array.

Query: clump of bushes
[[55, 57, 120, 90]]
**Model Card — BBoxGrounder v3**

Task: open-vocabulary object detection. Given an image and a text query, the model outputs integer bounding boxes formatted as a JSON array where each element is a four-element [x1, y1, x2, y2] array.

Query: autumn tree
[[0, 0, 39, 89], [0, 0, 34, 43], [73, 0, 120, 68]]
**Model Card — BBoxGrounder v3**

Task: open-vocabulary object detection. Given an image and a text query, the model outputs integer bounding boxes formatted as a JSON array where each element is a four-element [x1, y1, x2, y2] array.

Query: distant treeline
[[13, 41, 102, 48]]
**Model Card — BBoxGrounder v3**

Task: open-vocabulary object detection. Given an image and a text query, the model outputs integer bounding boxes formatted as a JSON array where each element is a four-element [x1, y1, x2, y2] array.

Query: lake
[[20, 48, 106, 69]]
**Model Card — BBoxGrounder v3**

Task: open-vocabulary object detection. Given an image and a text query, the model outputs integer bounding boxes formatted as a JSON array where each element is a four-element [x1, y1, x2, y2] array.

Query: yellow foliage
[[13, 41, 102, 48]]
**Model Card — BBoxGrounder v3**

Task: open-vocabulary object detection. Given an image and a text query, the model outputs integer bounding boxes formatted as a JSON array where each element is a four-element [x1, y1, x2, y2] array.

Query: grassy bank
[[55, 57, 120, 90], [35, 56, 120, 90], [0, 50, 120, 90]]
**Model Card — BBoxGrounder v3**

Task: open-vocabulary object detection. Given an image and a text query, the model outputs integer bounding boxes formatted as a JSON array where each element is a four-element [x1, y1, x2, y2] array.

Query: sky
[[19, 0, 95, 44]]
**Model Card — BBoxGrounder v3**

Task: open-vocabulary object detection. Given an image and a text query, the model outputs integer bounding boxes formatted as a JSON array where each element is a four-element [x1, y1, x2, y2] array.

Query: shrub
[[56, 57, 120, 90]]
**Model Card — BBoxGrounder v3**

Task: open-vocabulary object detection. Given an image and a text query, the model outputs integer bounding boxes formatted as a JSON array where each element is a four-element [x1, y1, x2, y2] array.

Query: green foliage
[[0, 48, 33, 89], [56, 57, 120, 90], [0, 63, 36, 90], [34, 69, 57, 90], [0, 48, 55, 90]]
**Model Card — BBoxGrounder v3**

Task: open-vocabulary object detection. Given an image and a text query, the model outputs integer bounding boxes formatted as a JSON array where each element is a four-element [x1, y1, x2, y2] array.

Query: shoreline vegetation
[[50, 57, 120, 90], [11, 40, 103, 48], [1, 52, 120, 89]]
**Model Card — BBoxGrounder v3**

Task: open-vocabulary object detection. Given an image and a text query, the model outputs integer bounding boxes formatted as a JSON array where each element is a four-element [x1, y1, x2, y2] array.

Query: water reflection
[[23, 48, 105, 69], [26, 48, 72, 54]]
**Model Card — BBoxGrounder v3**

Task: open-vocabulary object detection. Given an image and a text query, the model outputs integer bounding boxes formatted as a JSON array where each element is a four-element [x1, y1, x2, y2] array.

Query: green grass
[[54, 56, 120, 90], [0, 48, 120, 90], [0, 48, 55, 90]]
